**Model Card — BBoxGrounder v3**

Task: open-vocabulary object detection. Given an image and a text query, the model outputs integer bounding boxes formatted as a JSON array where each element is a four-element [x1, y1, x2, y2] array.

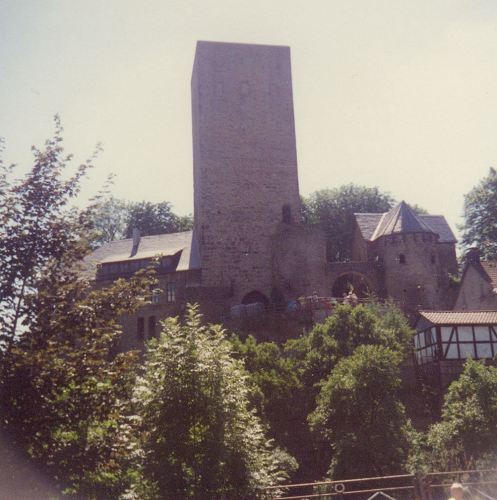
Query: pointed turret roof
[[371, 201, 436, 240]]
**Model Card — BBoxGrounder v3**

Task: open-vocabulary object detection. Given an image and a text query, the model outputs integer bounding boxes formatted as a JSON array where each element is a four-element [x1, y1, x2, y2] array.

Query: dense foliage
[[309, 345, 412, 478], [0, 117, 97, 350], [424, 360, 497, 471], [91, 198, 193, 246], [5, 124, 497, 497], [127, 306, 296, 499], [460, 167, 497, 258], [232, 302, 414, 480], [1, 268, 156, 497], [302, 184, 394, 261]]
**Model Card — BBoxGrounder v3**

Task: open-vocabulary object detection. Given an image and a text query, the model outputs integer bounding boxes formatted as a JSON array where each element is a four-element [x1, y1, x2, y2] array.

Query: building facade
[[454, 248, 497, 310], [329, 201, 458, 316], [414, 310, 497, 388], [85, 41, 459, 345]]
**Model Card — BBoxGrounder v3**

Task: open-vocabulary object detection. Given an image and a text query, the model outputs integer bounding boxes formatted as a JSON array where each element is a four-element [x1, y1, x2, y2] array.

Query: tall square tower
[[191, 41, 301, 302]]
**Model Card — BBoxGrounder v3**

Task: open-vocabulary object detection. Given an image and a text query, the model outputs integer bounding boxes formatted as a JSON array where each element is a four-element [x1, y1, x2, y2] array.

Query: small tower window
[[399, 254, 406, 264], [148, 316, 157, 339], [282, 204, 292, 224], [137, 317, 145, 341], [167, 282, 176, 303]]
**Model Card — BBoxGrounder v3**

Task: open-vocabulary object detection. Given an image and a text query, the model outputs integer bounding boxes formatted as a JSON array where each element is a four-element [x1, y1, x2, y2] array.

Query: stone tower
[[371, 202, 447, 310], [191, 41, 302, 304]]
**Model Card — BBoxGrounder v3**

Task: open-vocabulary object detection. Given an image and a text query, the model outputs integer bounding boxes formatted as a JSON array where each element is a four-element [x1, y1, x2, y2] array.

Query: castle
[[85, 41, 457, 348]]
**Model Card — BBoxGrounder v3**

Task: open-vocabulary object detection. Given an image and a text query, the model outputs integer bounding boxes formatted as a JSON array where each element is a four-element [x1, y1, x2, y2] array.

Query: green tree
[[302, 184, 394, 261], [91, 196, 130, 246], [0, 118, 98, 349], [309, 345, 412, 479], [124, 201, 192, 238], [425, 359, 497, 471], [129, 306, 295, 499], [460, 167, 497, 258], [0, 263, 157, 498], [232, 302, 413, 482], [285, 302, 412, 391], [229, 336, 310, 479], [90, 199, 193, 247]]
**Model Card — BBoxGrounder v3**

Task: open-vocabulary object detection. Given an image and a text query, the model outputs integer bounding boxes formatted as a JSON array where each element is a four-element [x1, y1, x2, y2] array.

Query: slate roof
[[418, 310, 497, 325], [82, 230, 200, 279], [418, 215, 457, 243], [480, 261, 497, 287], [371, 202, 435, 240], [354, 203, 457, 243]]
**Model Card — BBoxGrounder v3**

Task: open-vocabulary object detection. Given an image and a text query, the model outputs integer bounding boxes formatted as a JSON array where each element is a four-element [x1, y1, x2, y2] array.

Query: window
[[167, 282, 176, 303], [151, 290, 160, 304], [431, 254, 436, 264], [399, 254, 406, 264], [137, 317, 145, 341], [148, 316, 157, 339]]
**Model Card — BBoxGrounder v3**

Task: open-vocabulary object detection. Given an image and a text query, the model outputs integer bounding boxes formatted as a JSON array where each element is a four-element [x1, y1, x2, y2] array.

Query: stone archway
[[332, 272, 373, 299], [241, 290, 270, 309]]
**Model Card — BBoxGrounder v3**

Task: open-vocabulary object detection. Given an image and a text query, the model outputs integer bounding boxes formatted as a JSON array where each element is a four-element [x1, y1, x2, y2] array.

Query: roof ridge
[[371, 201, 435, 240], [420, 309, 497, 313]]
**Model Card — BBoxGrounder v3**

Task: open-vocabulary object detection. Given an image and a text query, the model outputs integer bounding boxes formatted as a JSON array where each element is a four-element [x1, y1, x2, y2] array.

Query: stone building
[[84, 41, 459, 345], [330, 201, 458, 316], [454, 248, 497, 310], [191, 41, 327, 313]]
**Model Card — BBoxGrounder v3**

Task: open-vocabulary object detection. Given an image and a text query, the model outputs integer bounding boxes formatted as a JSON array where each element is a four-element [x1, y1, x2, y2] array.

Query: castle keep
[[191, 41, 327, 307], [85, 41, 458, 346]]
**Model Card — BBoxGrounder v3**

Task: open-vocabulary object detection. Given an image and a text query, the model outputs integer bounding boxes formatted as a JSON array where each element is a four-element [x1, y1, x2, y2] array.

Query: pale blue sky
[[2, 0, 497, 238]]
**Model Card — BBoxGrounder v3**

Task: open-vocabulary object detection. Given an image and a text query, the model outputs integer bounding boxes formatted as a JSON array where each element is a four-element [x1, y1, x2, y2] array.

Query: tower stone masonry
[[191, 41, 303, 304], [84, 40, 459, 347]]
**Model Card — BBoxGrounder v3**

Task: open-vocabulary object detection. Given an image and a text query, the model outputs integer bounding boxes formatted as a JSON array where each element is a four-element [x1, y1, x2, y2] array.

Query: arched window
[[242, 291, 269, 309], [282, 204, 292, 224], [399, 254, 406, 264]]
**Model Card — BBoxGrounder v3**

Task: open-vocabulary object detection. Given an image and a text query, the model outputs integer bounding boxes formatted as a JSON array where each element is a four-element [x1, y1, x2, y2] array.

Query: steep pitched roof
[[354, 213, 383, 241], [371, 201, 435, 240], [418, 215, 457, 243], [82, 230, 200, 279], [354, 204, 456, 243], [418, 310, 497, 325]]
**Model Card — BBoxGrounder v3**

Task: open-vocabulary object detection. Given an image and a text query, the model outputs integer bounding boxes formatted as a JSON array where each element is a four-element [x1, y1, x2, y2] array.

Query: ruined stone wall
[[271, 224, 328, 300], [191, 41, 301, 305], [351, 222, 369, 261], [454, 265, 497, 310]]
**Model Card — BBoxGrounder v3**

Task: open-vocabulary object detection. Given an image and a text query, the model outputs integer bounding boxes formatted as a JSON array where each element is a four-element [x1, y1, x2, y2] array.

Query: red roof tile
[[418, 310, 497, 325]]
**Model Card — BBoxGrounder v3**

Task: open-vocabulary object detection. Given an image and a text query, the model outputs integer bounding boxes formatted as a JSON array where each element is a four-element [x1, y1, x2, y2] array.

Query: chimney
[[130, 228, 141, 257], [466, 247, 481, 264]]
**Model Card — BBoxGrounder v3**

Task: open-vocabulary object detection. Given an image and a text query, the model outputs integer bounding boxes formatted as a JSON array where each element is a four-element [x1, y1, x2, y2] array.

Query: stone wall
[[100, 270, 201, 352], [271, 223, 328, 300], [191, 41, 301, 304], [372, 233, 442, 311]]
